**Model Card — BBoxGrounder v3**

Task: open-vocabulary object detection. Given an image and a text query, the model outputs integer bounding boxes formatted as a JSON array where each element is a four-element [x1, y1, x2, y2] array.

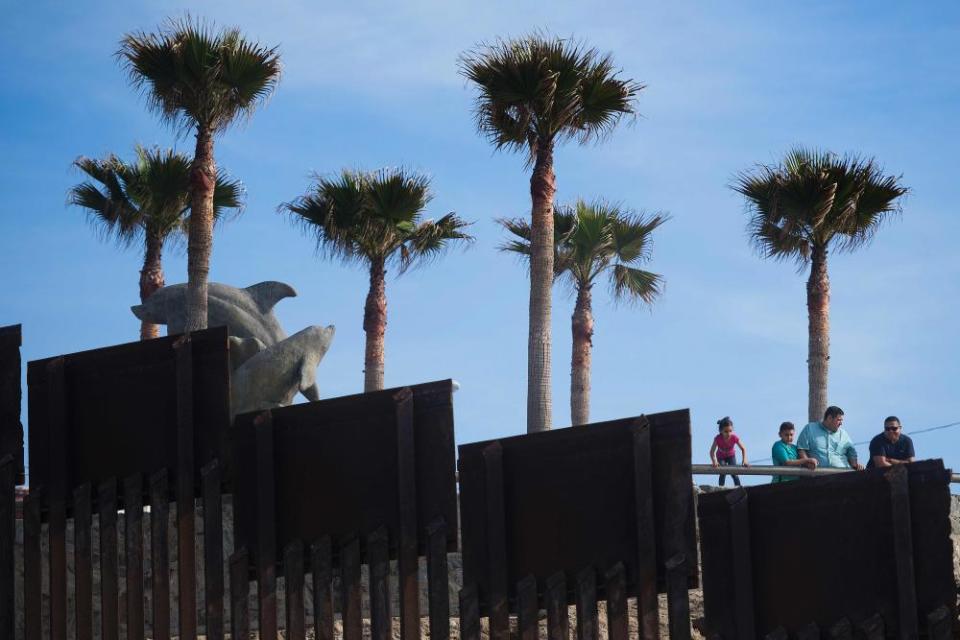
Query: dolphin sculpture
[[131, 281, 296, 347], [230, 324, 335, 418]]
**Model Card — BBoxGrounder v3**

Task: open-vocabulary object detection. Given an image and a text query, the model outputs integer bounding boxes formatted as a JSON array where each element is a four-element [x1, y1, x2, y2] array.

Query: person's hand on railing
[[802, 458, 818, 469], [711, 459, 719, 468], [741, 461, 750, 467]]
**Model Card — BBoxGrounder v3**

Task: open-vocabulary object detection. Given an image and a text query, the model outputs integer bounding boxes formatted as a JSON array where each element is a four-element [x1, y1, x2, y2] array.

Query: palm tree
[[460, 33, 642, 432], [501, 200, 667, 426], [733, 148, 908, 422], [118, 17, 281, 332], [281, 168, 473, 392], [69, 145, 243, 339]]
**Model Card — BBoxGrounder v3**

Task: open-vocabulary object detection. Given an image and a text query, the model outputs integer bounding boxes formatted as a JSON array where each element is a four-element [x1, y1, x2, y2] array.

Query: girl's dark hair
[[779, 421, 795, 433], [717, 416, 733, 432]]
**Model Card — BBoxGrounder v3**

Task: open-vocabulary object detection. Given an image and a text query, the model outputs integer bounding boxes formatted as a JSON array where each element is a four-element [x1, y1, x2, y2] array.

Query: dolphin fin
[[298, 358, 319, 402], [229, 336, 266, 371], [131, 304, 147, 320], [245, 281, 297, 313], [301, 383, 320, 402]]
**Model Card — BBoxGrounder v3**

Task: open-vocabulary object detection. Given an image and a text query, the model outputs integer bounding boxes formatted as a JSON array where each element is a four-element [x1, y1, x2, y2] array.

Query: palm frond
[[500, 198, 666, 298], [280, 168, 471, 274], [733, 147, 908, 265], [70, 145, 242, 249], [118, 15, 281, 135], [459, 31, 642, 158], [610, 210, 669, 264], [496, 217, 533, 255], [69, 156, 141, 247], [611, 264, 663, 305], [398, 213, 474, 273], [212, 169, 246, 220]]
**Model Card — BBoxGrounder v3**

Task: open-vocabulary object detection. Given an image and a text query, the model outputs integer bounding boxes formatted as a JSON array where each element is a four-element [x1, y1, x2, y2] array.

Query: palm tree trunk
[[185, 127, 217, 332], [527, 141, 556, 432], [807, 245, 830, 422], [363, 258, 387, 392], [570, 284, 594, 426], [139, 232, 166, 340]]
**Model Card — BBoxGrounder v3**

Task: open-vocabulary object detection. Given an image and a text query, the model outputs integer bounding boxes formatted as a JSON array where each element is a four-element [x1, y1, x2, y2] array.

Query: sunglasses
[[884, 426, 901, 432]]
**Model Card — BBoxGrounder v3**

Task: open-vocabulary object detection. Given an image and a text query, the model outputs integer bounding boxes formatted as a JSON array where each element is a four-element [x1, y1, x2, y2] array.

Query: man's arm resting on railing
[[872, 454, 913, 467]]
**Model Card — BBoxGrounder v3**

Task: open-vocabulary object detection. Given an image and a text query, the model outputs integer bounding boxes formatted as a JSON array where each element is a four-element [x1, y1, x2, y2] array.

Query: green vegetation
[[734, 148, 909, 422], [69, 146, 243, 339], [460, 32, 643, 432], [118, 17, 280, 332], [281, 169, 473, 391], [501, 199, 667, 425]]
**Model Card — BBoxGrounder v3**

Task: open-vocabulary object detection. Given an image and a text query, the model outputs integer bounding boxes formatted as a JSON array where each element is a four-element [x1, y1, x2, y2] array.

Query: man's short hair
[[824, 406, 844, 420], [779, 421, 795, 433], [884, 415, 901, 425]]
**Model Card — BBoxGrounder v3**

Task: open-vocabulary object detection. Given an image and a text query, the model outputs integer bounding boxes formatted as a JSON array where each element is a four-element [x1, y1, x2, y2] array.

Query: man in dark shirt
[[866, 416, 915, 469]]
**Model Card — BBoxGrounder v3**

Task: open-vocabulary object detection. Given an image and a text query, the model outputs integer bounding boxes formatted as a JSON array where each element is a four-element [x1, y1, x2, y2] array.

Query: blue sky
[[1, 1, 958, 487]]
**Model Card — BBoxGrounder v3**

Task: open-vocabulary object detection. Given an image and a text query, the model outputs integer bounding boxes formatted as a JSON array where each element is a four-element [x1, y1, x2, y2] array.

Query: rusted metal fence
[[22, 327, 231, 640], [230, 380, 459, 640], [698, 459, 958, 639], [2, 326, 958, 640], [458, 410, 698, 640]]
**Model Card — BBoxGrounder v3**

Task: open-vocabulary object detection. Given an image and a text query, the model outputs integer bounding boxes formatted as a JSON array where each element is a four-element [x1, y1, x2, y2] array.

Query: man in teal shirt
[[771, 421, 818, 482], [797, 406, 864, 470]]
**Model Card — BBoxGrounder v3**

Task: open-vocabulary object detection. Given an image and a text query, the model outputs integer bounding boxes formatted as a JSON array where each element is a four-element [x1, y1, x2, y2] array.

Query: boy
[[772, 421, 818, 483]]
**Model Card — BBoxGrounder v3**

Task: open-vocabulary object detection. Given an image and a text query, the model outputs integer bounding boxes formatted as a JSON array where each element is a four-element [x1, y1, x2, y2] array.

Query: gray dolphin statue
[[132, 281, 296, 347], [230, 324, 335, 418]]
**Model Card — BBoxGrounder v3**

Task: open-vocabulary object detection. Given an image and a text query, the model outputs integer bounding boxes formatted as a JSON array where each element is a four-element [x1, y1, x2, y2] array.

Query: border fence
[[0, 325, 957, 640]]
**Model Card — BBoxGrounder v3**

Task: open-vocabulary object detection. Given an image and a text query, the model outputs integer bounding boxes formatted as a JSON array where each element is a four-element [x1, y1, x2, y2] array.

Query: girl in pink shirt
[[710, 416, 749, 487]]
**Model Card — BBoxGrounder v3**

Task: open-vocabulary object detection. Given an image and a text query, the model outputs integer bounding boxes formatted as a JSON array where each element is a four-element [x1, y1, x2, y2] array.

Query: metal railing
[[691, 463, 960, 483]]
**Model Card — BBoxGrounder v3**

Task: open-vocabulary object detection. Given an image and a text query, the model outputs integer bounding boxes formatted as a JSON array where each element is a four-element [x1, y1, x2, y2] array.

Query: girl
[[710, 416, 748, 487]]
